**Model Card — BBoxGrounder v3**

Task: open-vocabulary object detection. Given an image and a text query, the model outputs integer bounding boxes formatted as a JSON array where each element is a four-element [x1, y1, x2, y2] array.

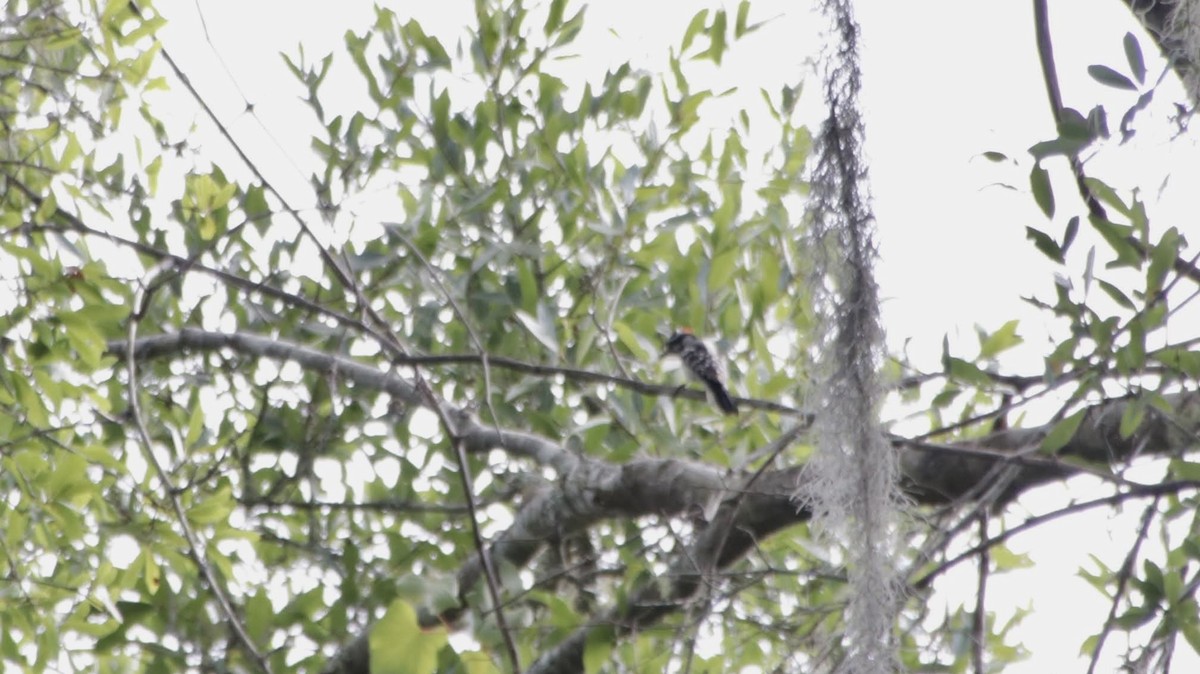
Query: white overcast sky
[[153, 1, 1200, 672]]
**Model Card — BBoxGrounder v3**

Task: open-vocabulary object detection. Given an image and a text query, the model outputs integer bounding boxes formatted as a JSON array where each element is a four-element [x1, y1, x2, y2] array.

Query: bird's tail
[[707, 380, 738, 415]]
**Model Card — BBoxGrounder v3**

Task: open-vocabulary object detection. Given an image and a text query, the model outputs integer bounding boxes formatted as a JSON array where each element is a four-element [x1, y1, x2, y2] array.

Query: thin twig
[[391, 231, 503, 431], [1086, 499, 1158, 674], [124, 264, 270, 673], [381, 351, 805, 417], [899, 436, 1140, 488], [4, 197, 361, 332], [389, 233, 521, 670], [593, 275, 633, 380], [972, 514, 988, 674], [706, 424, 805, 579], [913, 482, 1195, 590], [239, 494, 513, 515]]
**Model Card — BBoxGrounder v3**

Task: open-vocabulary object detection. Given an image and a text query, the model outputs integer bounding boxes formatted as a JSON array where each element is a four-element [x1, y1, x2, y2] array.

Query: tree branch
[[107, 329, 1200, 674], [105, 328, 808, 417]]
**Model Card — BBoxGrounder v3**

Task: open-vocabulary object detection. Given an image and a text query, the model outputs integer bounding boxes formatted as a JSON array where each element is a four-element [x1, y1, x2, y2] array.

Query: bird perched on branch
[[662, 328, 738, 415]]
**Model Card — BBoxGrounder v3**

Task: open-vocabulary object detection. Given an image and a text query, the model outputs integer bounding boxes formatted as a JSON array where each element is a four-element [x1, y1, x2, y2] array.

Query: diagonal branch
[[124, 266, 270, 672], [1086, 499, 1158, 674]]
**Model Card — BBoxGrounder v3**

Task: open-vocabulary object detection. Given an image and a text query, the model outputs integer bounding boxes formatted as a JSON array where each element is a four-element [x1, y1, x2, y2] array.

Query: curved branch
[[106, 329, 424, 408]]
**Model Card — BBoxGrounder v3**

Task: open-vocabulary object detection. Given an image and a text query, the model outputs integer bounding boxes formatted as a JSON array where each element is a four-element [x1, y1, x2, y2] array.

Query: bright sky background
[[151, 1, 1200, 671]]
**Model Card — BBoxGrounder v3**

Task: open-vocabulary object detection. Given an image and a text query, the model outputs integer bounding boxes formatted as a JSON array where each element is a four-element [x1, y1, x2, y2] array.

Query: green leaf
[[583, 623, 616, 674], [1057, 107, 1090, 141], [46, 26, 83, 50], [1089, 217, 1143, 268], [1087, 64, 1137, 91], [1182, 623, 1200, 658], [1062, 215, 1080, 254], [1123, 33, 1146, 85], [544, 0, 567, 35], [243, 184, 270, 224], [1030, 164, 1055, 218], [674, 91, 712, 132], [701, 10, 728, 64], [1087, 104, 1110, 140], [1113, 605, 1156, 630], [1118, 399, 1145, 439], [1141, 560, 1165, 603], [681, 10, 709, 54], [931, 387, 962, 409], [1120, 318, 1146, 375], [1099, 278, 1132, 309], [185, 397, 206, 448], [709, 248, 737, 289], [102, 0, 132, 23], [60, 133, 84, 169], [1025, 227, 1063, 263], [187, 485, 235, 525], [1041, 409, 1086, 454], [45, 452, 91, 502], [1084, 178, 1131, 217], [734, 0, 752, 38], [1028, 135, 1091, 160], [13, 377, 50, 428], [121, 14, 166, 47], [613, 321, 650, 361], [944, 357, 991, 387], [990, 545, 1034, 572], [1154, 346, 1200, 378], [459, 651, 501, 674], [58, 311, 107, 369], [516, 260, 538, 313], [244, 590, 273, 644], [1168, 459, 1200, 482], [33, 192, 57, 225], [370, 599, 448, 674], [979, 320, 1022, 359], [142, 548, 161, 595], [515, 306, 559, 354], [1146, 226, 1180, 296], [554, 7, 586, 47]]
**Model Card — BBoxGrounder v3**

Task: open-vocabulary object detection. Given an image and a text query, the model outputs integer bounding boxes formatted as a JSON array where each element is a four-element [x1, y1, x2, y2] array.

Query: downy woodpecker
[[662, 328, 738, 415]]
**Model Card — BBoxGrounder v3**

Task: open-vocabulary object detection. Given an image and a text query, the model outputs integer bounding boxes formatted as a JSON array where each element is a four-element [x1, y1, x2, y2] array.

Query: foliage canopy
[[1, 1, 1199, 673]]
